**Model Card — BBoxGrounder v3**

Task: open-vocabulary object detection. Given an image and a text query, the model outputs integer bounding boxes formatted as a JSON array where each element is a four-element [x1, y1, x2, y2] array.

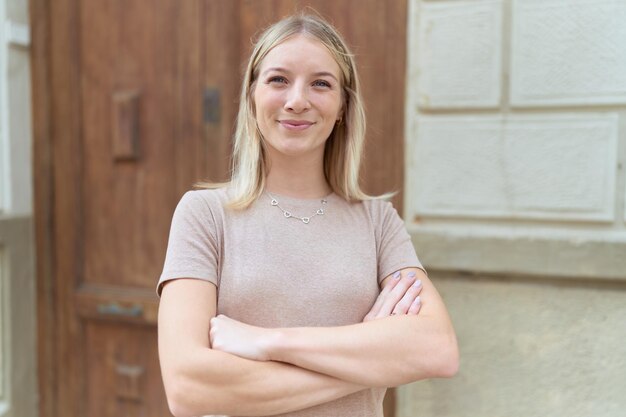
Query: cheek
[[326, 100, 343, 122], [255, 87, 283, 116], [320, 91, 343, 117]]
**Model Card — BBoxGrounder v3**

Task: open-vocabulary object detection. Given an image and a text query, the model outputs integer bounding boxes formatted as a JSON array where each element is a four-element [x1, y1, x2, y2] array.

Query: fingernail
[[407, 271, 416, 278], [413, 279, 422, 288], [393, 271, 401, 279], [415, 296, 421, 304]]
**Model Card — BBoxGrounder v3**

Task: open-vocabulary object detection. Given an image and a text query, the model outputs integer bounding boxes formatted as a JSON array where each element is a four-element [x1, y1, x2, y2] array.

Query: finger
[[209, 316, 220, 340], [383, 271, 404, 289], [379, 271, 417, 317], [209, 323, 217, 345], [368, 271, 403, 318], [407, 296, 422, 315], [391, 279, 423, 315]]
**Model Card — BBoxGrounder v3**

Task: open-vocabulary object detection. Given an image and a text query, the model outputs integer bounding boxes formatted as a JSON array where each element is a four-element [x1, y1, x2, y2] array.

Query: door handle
[[97, 302, 143, 318], [111, 90, 140, 161], [204, 87, 220, 124]]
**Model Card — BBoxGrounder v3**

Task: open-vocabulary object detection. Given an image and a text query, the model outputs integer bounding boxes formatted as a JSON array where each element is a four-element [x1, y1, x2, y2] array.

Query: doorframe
[[31, 0, 85, 416], [30, 0, 52, 415]]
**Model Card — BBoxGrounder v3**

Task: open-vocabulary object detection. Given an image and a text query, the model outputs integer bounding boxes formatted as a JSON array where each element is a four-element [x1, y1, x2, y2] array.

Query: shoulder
[[360, 197, 399, 222], [178, 188, 229, 212], [358, 197, 410, 244], [173, 188, 230, 230]]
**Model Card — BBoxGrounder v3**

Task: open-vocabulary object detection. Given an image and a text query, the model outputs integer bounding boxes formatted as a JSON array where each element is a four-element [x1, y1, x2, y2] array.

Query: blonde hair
[[199, 13, 387, 209]]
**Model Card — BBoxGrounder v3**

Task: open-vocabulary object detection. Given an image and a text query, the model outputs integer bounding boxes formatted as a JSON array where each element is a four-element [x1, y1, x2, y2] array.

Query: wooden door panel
[[80, 0, 183, 288], [75, 1, 204, 416], [75, 284, 159, 325], [203, 0, 240, 182], [85, 322, 169, 417]]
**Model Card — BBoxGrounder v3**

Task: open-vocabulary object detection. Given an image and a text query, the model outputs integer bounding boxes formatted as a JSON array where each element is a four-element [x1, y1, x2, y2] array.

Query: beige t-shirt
[[158, 187, 424, 417]]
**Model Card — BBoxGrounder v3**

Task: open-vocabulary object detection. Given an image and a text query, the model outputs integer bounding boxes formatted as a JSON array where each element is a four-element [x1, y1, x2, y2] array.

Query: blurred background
[[1, 0, 625, 416]]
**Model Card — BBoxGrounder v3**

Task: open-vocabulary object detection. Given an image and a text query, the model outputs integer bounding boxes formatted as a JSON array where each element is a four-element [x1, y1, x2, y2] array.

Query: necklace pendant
[[267, 192, 327, 224]]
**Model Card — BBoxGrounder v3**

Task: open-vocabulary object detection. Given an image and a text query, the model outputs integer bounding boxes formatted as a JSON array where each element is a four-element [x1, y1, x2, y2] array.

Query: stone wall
[[402, 1, 626, 416]]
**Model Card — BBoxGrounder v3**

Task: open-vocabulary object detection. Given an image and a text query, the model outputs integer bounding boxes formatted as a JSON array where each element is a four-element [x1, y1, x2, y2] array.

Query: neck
[[265, 152, 331, 199]]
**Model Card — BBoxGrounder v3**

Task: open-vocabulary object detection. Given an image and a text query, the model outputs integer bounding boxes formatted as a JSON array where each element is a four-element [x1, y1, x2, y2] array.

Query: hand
[[209, 315, 274, 361], [363, 270, 423, 322]]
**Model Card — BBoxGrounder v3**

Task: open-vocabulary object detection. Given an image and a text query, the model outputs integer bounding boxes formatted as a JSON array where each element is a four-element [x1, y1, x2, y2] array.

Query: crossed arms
[[158, 267, 458, 417]]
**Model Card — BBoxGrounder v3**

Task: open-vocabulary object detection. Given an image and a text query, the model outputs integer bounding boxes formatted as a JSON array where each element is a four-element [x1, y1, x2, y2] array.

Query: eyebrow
[[262, 67, 339, 82]]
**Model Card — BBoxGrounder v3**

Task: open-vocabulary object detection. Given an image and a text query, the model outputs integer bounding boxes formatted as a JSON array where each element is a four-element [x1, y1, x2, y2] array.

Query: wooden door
[[33, 1, 209, 416], [32, 1, 408, 417]]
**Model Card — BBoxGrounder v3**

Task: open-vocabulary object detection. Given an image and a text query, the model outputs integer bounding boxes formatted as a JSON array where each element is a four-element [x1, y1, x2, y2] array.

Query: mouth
[[278, 120, 315, 131]]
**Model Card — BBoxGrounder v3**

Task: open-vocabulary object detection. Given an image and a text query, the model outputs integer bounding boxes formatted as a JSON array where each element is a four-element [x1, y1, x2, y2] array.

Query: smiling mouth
[[278, 120, 315, 131]]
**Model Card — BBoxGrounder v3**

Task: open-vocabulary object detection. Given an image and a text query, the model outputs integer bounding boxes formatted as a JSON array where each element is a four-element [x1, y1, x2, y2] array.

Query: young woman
[[157, 13, 458, 417]]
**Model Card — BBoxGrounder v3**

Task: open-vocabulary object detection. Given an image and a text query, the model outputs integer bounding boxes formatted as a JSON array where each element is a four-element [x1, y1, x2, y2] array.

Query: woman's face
[[254, 35, 343, 162]]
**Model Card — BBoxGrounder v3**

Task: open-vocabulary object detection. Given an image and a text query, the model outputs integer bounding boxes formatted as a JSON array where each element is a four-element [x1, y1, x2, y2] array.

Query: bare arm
[[158, 279, 366, 417], [210, 268, 459, 388]]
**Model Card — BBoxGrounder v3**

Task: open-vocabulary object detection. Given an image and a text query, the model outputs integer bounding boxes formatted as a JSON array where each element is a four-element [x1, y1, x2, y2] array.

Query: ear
[[336, 106, 344, 123], [337, 90, 347, 122]]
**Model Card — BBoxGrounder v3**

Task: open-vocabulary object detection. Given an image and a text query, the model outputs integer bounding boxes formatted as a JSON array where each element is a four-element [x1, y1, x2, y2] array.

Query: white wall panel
[[416, 0, 502, 109], [408, 114, 618, 221], [511, 0, 626, 106], [405, 1, 626, 416], [0, 4, 6, 214], [0, 19, 33, 217]]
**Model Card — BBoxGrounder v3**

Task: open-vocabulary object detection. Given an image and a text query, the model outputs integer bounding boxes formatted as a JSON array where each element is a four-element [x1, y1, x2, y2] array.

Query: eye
[[267, 76, 287, 84], [313, 80, 332, 88]]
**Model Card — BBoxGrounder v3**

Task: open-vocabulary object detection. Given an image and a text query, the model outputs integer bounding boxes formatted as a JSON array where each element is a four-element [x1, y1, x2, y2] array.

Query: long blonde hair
[[199, 13, 384, 209]]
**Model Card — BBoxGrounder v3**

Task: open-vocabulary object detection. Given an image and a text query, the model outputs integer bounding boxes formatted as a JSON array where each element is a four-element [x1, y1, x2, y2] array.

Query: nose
[[284, 82, 310, 113]]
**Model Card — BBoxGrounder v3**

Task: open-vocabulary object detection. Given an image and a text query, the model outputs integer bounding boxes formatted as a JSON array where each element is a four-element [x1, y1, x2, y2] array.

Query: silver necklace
[[267, 192, 328, 224]]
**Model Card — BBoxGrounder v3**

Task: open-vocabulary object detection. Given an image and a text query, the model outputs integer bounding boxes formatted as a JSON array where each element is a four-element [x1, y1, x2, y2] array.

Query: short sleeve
[[156, 191, 220, 296], [371, 199, 425, 284]]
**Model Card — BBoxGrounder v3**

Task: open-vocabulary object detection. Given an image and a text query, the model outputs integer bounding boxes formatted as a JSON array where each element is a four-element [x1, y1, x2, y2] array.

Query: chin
[[269, 141, 323, 158], [278, 147, 314, 157]]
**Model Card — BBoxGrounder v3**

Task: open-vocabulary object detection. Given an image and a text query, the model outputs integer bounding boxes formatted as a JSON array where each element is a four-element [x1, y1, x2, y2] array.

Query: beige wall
[[403, 0, 626, 416], [0, 219, 36, 417], [0, 0, 37, 415], [398, 272, 626, 416]]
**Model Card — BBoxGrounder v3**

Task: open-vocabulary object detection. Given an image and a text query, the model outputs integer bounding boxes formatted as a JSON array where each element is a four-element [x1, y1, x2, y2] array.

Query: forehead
[[259, 34, 341, 78]]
